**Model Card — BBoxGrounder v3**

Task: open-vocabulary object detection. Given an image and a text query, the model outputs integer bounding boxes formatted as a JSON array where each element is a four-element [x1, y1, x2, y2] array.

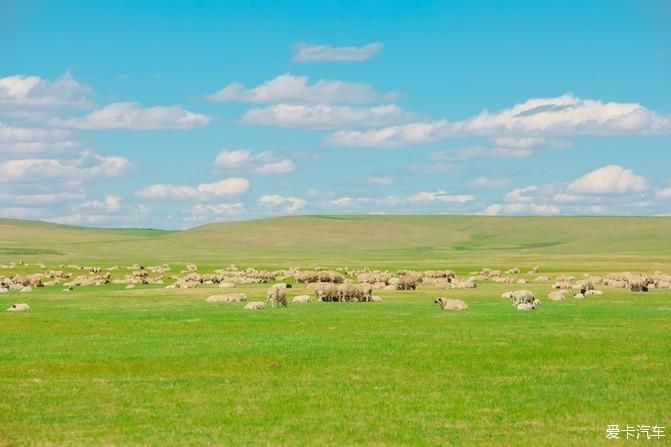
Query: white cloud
[[566, 165, 648, 194], [254, 159, 295, 175], [242, 104, 409, 129], [135, 178, 250, 201], [51, 102, 210, 130], [0, 191, 86, 206], [368, 176, 393, 186], [484, 203, 561, 215], [0, 123, 77, 155], [80, 195, 122, 212], [213, 149, 295, 175], [0, 72, 92, 109], [470, 177, 511, 189], [490, 137, 570, 149], [259, 194, 306, 213], [213, 149, 252, 168], [0, 151, 132, 183], [657, 188, 671, 199], [206, 73, 394, 104], [185, 203, 245, 221], [430, 146, 534, 161], [409, 190, 475, 203], [292, 42, 383, 63], [326, 94, 671, 147]]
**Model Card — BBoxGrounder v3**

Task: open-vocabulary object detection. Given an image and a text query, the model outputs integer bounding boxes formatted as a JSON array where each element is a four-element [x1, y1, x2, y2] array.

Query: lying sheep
[[292, 295, 310, 304], [434, 297, 468, 311], [516, 302, 536, 311], [585, 289, 603, 296], [548, 290, 566, 301], [266, 286, 288, 308], [244, 301, 265, 310], [371, 295, 383, 302], [206, 293, 247, 303], [7, 303, 30, 312], [504, 290, 539, 310]]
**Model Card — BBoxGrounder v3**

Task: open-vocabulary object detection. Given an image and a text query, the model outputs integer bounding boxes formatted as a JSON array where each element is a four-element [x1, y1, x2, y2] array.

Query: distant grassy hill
[[1, 215, 670, 271]]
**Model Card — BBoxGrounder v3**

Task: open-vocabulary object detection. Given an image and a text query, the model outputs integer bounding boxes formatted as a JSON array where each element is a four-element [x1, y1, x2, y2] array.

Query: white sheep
[[292, 295, 311, 304], [7, 303, 30, 312], [434, 297, 468, 311], [244, 301, 265, 310]]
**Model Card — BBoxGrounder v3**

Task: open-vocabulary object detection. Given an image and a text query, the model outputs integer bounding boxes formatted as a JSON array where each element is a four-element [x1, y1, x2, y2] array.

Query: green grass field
[[1, 216, 670, 446]]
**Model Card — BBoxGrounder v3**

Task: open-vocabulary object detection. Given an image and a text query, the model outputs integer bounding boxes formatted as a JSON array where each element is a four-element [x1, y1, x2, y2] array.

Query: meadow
[[1, 216, 670, 446]]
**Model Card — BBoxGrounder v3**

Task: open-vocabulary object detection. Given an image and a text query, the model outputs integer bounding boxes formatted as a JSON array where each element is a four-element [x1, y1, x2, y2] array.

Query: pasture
[[1, 216, 670, 446]]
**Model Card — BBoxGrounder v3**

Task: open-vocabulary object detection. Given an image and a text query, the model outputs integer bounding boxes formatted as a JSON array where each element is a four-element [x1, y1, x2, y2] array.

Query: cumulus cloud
[[484, 165, 658, 215], [254, 159, 295, 175], [259, 194, 306, 213], [50, 102, 210, 130], [241, 104, 410, 129], [0, 72, 92, 109], [213, 149, 252, 168], [566, 165, 648, 194], [185, 203, 245, 222], [213, 149, 295, 175], [0, 122, 77, 155], [135, 178, 249, 201], [368, 176, 393, 186], [408, 190, 475, 203], [430, 146, 534, 161], [292, 41, 383, 63], [206, 73, 395, 104], [484, 203, 561, 216], [325, 94, 671, 147], [80, 195, 122, 212], [657, 188, 671, 199], [0, 151, 132, 183], [470, 177, 512, 189]]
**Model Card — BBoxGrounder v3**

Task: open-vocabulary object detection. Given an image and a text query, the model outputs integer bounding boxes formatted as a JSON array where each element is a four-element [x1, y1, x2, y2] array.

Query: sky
[[1, 0, 670, 228]]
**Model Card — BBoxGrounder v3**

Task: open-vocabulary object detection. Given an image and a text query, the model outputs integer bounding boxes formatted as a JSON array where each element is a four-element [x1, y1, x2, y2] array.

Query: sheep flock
[[2, 260, 669, 313]]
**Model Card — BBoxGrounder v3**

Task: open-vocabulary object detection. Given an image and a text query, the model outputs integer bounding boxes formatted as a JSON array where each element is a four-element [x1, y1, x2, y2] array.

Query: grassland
[[1, 216, 670, 446]]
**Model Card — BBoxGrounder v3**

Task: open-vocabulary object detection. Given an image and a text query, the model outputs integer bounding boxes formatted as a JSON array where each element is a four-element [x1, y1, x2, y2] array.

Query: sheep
[[516, 302, 536, 311], [505, 268, 520, 275], [548, 291, 566, 301], [434, 297, 468, 311], [266, 286, 288, 308], [585, 290, 603, 296], [206, 293, 247, 303], [7, 303, 30, 312], [535, 276, 550, 283], [244, 301, 265, 310], [20, 286, 32, 293], [505, 290, 539, 309], [371, 295, 383, 302], [218, 282, 236, 288], [292, 295, 311, 304]]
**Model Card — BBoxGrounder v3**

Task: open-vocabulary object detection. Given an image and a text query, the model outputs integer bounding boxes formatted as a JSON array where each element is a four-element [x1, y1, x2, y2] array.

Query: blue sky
[[1, 0, 670, 228]]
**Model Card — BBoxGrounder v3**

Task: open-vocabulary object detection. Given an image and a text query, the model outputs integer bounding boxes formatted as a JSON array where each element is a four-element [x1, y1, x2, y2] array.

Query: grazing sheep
[[292, 295, 311, 304], [266, 286, 288, 307], [434, 297, 468, 311], [206, 293, 247, 303], [244, 301, 265, 310], [505, 290, 539, 310], [548, 291, 566, 301], [7, 303, 30, 312]]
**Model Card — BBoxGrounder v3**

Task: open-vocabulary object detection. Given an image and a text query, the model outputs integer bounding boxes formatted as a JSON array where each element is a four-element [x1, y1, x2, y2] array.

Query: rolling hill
[[1, 215, 669, 271]]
